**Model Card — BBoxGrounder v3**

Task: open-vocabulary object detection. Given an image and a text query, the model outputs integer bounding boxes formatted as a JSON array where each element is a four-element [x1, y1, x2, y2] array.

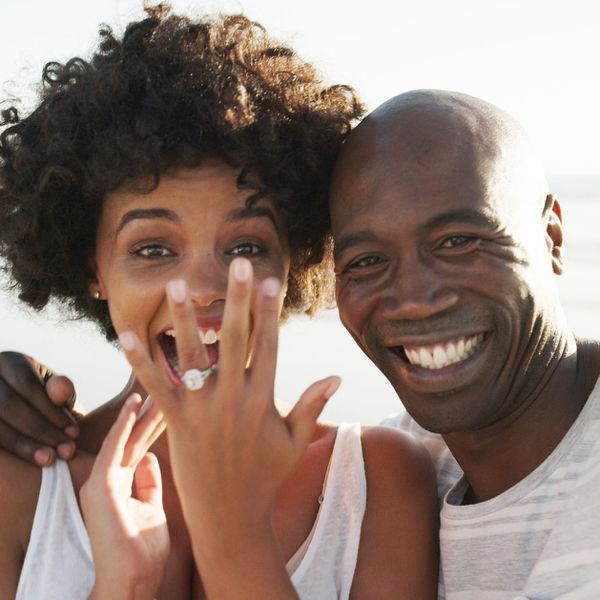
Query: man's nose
[[183, 254, 228, 307], [379, 257, 459, 321]]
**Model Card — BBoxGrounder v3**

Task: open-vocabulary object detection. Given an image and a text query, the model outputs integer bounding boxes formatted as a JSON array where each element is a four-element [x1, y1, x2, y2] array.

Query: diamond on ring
[[182, 366, 215, 391]]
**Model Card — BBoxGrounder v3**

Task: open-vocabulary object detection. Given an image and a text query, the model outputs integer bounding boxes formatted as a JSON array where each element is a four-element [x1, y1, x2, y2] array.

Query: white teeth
[[163, 328, 221, 343], [433, 346, 446, 369], [419, 348, 433, 368], [403, 333, 485, 370], [408, 349, 420, 364], [199, 328, 221, 344], [446, 342, 457, 361], [202, 329, 218, 344]]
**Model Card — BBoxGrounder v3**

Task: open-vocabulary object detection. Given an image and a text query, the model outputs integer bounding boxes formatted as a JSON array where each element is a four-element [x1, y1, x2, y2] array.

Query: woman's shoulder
[[0, 451, 41, 538], [350, 425, 439, 598], [358, 423, 438, 532], [0, 451, 42, 588], [360, 423, 436, 484]]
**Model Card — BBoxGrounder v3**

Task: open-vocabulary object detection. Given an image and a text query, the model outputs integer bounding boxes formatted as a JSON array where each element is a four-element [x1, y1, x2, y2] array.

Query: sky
[[0, 0, 599, 422], [1, 0, 599, 178]]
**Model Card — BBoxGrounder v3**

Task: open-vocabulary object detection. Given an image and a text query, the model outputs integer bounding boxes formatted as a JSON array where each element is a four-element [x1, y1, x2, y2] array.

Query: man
[[329, 89, 600, 598], [1, 90, 599, 598]]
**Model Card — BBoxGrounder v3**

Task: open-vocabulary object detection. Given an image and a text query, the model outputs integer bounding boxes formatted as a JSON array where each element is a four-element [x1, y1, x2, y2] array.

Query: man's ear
[[543, 193, 564, 276]]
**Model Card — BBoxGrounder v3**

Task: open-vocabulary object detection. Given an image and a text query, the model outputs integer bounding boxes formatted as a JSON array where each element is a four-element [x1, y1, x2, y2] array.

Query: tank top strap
[[290, 422, 367, 599]]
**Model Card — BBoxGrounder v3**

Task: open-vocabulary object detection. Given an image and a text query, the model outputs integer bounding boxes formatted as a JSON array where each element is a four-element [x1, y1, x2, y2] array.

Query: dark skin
[[330, 89, 600, 503], [0, 354, 78, 465]]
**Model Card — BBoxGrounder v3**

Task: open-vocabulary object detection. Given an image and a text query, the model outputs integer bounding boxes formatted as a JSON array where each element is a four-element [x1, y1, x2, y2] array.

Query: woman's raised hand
[[118, 257, 340, 599], [81, 395, 169, 600]]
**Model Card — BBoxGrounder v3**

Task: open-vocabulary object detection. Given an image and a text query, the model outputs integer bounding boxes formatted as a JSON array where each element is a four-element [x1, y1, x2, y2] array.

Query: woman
[[0, 5, 438, 599]]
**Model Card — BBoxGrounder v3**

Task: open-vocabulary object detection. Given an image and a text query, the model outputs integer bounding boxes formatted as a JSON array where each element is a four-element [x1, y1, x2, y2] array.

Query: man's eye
[[132, 244, 173, 258], [439, 235, 476, 249], [229, 242, 264, 256], [348, 255, 384, 269]]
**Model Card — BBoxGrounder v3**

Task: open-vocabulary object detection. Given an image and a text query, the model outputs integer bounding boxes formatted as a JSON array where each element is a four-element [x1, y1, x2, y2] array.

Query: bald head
[[332, 90, 549, 221]]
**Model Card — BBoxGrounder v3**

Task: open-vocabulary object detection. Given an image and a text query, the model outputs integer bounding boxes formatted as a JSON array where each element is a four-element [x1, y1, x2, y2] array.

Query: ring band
[[181, 366, 216, 391]]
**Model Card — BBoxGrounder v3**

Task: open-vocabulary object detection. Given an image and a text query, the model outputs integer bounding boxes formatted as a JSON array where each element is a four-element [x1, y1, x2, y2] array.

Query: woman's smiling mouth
[[158, 327, 221, 385]]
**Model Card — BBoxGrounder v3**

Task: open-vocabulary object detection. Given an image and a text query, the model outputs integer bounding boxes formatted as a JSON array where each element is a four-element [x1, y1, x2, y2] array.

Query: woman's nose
[[183, 255, 228, 307]]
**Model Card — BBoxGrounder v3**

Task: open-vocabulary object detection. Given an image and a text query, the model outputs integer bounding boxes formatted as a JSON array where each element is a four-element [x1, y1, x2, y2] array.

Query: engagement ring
[[182, 366, 216, 391]]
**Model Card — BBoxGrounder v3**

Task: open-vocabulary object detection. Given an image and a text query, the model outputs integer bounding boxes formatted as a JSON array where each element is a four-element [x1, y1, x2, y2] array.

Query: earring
[[93, 291, 101, 300]]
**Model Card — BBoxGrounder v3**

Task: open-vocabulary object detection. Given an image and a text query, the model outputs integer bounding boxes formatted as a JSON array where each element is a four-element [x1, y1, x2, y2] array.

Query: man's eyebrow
[[333, 230, 377, 260], [423, 209, 499, 231], [116, 208, 180, 234], [225, 205, 280, 231]]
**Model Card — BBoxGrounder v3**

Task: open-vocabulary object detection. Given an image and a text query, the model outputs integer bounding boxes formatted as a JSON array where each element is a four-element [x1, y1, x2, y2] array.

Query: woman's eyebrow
[[116, 208, 180, 235], [226, 205, 279, 231]]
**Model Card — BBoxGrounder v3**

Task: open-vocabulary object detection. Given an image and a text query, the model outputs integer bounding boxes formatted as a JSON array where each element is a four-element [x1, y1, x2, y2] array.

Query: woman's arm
[[0, 448, 41, 598], [350, 426, 439, 599]]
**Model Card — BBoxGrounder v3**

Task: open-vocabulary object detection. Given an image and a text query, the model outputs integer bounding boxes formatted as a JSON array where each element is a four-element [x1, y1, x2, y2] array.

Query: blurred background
[[1, 0, 598, 422]]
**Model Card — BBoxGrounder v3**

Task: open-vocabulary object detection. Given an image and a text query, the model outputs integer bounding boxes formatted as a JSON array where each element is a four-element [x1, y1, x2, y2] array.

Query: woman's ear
[[543, 193, 564, 276], [87, 255, 106, 300]]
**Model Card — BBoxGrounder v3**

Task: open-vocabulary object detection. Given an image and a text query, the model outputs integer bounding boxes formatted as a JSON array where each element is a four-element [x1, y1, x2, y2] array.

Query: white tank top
[[16, 422, 366, 599]]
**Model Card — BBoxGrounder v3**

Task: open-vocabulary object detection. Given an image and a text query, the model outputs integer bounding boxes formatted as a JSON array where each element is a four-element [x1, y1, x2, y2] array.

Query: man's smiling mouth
[[390, 332, 486, 370]]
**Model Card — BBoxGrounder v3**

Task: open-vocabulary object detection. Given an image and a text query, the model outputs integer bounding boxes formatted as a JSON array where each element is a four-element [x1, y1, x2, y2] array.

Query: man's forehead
[[331, 92, 548, 232], [330, 144, 494, 223]]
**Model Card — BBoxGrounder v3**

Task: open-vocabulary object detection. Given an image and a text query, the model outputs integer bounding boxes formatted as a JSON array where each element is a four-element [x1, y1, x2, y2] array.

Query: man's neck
[[443, 336, 600, 503]]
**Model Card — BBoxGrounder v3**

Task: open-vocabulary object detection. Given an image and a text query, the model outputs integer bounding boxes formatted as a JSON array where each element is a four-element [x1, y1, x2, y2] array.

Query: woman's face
[[91, 159, 290, 385]]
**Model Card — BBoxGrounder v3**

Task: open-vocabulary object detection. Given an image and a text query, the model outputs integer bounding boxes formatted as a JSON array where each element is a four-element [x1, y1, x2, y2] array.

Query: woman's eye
[[229, 242, 264, 256], [439, 235, 476, 249], [132, 244, 173, 258]]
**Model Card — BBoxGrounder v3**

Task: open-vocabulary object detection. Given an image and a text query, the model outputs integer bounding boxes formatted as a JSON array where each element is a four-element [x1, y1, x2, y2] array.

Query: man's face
[[330, 132, 562, 434]]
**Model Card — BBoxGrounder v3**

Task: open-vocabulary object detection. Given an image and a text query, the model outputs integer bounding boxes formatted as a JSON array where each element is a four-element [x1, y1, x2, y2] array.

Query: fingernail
[[262, 278, 281, 298], [126, 393, 141, 409], [57, 442, 75, 460], [34, 448, 52, 467], [167, 279, 187, 303], [64, 424, 79, 438], [119, 331, 136, 351], [138, 396, 153, 419], [324, 377, 341, 399], [232, 258, 251, 282]]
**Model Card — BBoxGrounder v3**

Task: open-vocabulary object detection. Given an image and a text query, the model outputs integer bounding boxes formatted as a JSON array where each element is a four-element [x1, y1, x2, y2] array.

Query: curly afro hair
[[0, 4, 363, 340]]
